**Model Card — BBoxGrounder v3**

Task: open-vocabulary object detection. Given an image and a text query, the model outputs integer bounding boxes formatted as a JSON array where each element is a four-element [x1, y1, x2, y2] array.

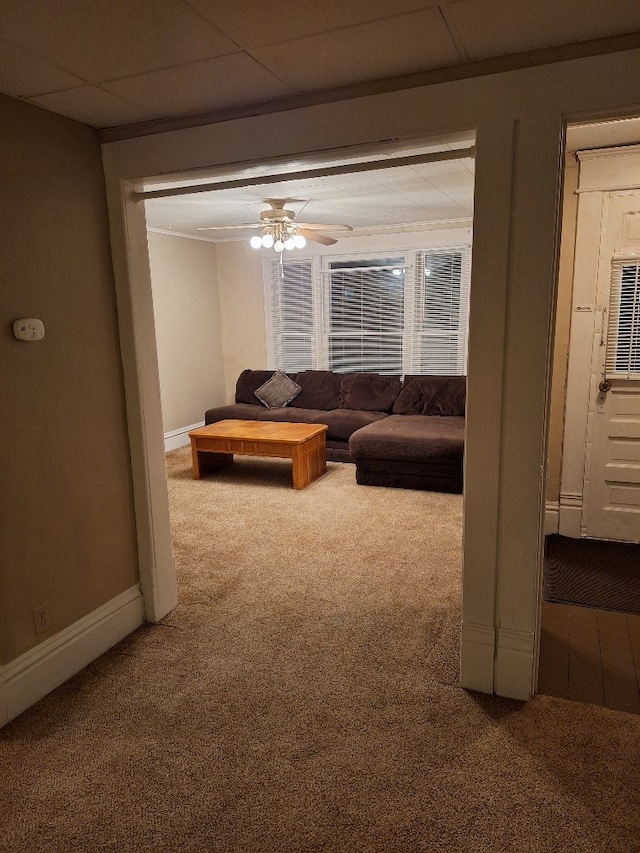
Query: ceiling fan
[[197, 198, 353, 252]]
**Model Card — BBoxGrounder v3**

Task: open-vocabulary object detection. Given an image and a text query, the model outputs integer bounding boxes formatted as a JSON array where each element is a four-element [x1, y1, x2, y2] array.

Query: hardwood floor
[[537, 601, 640, 714]]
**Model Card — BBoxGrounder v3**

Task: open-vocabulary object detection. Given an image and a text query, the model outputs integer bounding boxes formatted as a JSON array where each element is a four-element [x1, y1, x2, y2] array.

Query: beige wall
[[0, 95, 139, 665], [147, 232, 225, 431], [546, 156, 580, 501], [215, 241, 268, 402]]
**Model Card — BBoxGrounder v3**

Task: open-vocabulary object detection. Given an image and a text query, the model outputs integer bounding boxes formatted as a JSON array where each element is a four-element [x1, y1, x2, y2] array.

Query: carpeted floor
[[2, 450, 640, 852], [545, 534, 640, 614]]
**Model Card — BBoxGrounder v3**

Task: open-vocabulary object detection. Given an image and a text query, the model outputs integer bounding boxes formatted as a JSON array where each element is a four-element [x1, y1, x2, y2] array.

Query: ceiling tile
[[29, 86, 165, 128], [189, 0, 439, 47], [104, 54, 298, 117], [411, 158, 475, 177], [447, 0, 640, 60], [0, 40, 85, 97], [250, 9, 460, 90], [0, 0, 240, 82]]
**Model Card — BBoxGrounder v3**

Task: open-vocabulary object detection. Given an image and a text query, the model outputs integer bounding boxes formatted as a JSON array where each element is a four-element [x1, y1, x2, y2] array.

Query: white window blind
[[324, 259, 405, 374], [264, 258, 315, 371], [411, 248, 471, 375], [264, 246, 471, 376], [606, 259, 640, 379]]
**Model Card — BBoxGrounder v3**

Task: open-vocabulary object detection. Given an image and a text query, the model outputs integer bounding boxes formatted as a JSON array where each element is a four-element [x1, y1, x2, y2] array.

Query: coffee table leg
[[291, 435, 326, 489], [191, 440, 233, 479], [291, 445, 308, 489]]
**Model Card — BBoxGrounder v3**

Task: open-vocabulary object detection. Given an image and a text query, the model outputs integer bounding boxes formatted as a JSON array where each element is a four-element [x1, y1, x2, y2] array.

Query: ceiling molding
[[135, 146, 476, 201], [147, 227, 218, 243]]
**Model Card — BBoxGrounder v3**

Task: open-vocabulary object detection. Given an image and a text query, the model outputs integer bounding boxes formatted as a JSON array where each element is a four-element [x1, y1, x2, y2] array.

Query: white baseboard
[[544, 501, 559, 535], [0, 585, 145, 727], [460, 620, 495, 694], [494, 626, 536, 701], [558, 492, 583, 538], [164, 421, 204, 452]]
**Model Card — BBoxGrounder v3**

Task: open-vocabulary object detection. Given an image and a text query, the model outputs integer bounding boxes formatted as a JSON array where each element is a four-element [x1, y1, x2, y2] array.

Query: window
[[264, 258, 315, 372], [411, 250, 470, 375], [264, 246, 471, 376], [606, 259, 640, 378], [326, 258, 405, 374]]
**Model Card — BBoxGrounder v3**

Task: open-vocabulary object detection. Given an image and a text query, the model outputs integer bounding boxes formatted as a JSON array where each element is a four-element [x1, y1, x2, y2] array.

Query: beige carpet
[[2, 450, 640, 852]]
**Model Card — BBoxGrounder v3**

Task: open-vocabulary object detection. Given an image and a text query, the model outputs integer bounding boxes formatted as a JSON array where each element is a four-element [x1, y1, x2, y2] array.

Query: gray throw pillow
[[254, 371, 302, 409]]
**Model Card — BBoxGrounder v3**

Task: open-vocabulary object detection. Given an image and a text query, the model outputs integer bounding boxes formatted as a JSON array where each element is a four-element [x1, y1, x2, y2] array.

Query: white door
[[583, 193, 640, 542]]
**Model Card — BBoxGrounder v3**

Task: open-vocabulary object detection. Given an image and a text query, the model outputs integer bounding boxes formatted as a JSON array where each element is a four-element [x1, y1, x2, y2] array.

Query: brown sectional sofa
[[204, 369, 465, 493]]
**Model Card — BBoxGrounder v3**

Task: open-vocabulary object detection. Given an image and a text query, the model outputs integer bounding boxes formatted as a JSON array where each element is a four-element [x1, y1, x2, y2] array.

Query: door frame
[[101, 59, 613, 701], [559, 145, 640, 538]]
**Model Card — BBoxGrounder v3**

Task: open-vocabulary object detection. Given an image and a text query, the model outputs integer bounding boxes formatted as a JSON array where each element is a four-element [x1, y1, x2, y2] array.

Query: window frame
[[263, 243, 471, 376]]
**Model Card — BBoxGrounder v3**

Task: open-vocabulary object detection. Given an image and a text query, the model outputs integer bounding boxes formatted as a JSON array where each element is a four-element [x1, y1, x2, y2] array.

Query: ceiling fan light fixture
[[230, 199, 351, 252]]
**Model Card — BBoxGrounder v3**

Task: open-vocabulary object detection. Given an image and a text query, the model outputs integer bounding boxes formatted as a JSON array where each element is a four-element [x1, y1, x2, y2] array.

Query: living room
[[144, 140, 475, 456]]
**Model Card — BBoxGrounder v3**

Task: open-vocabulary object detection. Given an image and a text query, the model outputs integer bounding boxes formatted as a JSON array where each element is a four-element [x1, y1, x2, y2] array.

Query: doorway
[[539, 117, 640, 714]]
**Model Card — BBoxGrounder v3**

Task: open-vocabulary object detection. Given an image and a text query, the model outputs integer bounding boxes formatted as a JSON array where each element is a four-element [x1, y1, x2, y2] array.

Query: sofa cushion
[[339, 373, 401, 412], [392, 375, 466, 416], [316, 409, 389, 441], [289, 370, 342, 410], [256, 407, 328, 425], [205, 403, 261, 424], [254, 370, 302, 409], [350, 414, 464, 464]]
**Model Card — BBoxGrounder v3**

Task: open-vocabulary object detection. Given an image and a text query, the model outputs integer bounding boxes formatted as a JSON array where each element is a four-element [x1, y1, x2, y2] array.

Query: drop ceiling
[[2, 2, 638, 240], [0, 0, 639, 132]]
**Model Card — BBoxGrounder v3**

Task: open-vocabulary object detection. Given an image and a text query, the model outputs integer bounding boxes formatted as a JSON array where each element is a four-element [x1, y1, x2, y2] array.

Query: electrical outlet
[[33, 605, 50, 635]]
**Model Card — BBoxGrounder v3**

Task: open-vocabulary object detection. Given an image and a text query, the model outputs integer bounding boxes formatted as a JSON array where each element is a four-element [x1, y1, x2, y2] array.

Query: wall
[[215, 241, 267, 401], [215, 225, 472, 400], [147, 232, 225, 433], [0, 95, 139, 666]]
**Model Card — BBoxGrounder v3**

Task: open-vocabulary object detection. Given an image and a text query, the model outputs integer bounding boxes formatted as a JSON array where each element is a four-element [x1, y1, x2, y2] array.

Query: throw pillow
[[254, 370, 302, 409]]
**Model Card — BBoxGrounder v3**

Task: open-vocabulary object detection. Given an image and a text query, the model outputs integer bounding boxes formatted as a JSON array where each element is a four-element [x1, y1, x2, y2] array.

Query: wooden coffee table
[[188, 420, 328, 490]]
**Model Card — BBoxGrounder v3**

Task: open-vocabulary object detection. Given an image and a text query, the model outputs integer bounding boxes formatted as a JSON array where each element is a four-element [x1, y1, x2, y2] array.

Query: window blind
[[411, 248, 471, 375], [606, 258, 640, 378], [324, 259, 405, 374], [264, 258, 315, 371], [263, 247, 471, 376]]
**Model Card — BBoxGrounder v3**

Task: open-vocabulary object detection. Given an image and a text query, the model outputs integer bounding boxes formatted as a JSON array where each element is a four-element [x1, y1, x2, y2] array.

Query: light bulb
[[293, 234, 306, 248], [274, 239, 285, 253], [284, 237, 295, 251], [261, 233, 274, 248], [250, 235, 262, 249]]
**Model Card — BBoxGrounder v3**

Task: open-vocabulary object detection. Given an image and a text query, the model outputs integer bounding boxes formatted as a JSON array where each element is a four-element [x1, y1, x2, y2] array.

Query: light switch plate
[[13, 318, 45, 341]]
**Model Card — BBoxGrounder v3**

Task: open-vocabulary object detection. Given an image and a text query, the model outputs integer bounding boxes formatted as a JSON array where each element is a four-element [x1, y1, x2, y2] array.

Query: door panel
[[582, 193, 640, 542]]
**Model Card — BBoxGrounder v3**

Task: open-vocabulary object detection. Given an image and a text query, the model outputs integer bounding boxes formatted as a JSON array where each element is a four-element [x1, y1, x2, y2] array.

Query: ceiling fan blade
[[196, 223, 261, 231], [298, 228, 337, 246], [295, 222, 353, 232]]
